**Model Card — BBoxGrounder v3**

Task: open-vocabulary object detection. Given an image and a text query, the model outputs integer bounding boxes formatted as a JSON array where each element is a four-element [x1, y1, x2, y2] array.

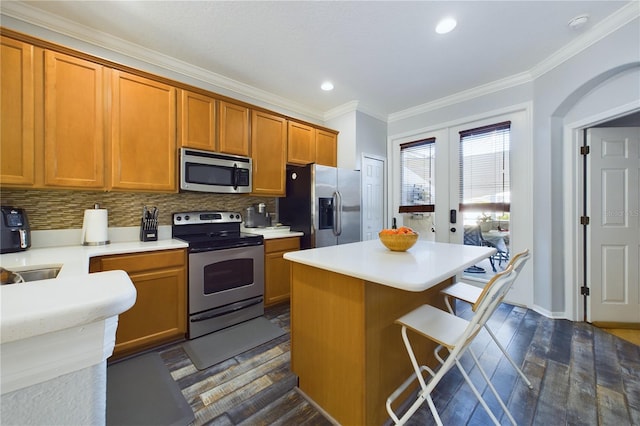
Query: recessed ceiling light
[[568, 14, 589, 30], [321, 81, 334, 91], [436, 17, 457, 34]]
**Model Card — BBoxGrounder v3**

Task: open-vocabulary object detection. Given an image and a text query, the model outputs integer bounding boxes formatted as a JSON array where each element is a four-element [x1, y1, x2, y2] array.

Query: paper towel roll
[[81, 208, 110, 245]]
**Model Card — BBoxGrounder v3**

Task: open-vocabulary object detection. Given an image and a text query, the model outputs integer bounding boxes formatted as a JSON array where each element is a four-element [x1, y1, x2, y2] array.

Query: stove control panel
[[173, 211, 242, 225]]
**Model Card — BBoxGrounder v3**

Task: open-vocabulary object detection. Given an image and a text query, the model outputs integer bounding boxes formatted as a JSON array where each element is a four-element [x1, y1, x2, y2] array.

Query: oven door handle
[[190, 297, 264, 323]]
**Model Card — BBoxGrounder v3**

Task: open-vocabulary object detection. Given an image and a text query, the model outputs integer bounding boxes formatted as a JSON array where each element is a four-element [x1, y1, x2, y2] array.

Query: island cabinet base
[[290, 263, 452, 426]]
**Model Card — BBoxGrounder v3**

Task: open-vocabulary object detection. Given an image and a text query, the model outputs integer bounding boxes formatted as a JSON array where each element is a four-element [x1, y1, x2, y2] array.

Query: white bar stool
[[386, 265, 519, 426], [441, 249, 533, 389]]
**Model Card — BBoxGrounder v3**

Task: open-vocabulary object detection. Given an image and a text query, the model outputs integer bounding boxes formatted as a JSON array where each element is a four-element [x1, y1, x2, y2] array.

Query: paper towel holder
[[81, 203, 110, 246]]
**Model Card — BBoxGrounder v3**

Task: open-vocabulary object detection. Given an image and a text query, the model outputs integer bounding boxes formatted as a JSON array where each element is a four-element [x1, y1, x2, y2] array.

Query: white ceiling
[[4, 1, 636, 120]]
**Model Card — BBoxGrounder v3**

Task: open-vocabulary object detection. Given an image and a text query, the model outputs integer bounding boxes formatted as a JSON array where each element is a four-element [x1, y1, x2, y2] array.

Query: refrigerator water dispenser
[[318, 198, 334, 230]]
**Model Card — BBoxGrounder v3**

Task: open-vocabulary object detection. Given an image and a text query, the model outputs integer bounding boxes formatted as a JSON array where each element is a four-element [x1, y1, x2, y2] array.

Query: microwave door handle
[[232, 164, 239, 190]]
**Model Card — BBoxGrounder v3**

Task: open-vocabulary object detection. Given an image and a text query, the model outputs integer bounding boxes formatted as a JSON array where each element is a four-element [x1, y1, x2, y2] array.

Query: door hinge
[[580, 216, 590, 225], [581, 286, 590, 296], [580, 146, 590, 155]]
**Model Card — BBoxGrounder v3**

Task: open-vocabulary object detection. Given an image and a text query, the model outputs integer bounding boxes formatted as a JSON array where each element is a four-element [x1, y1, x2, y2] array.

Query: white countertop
[[0, 238, 188, 277], [0, 238, 188, 344], [284, 239, 496, 292], [241, 225, 304, 240]]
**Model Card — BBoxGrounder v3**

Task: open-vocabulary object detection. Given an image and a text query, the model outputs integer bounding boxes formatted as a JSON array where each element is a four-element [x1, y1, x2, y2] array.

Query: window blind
[[399, 138, 435, 213], [459, 121, 510, 213]]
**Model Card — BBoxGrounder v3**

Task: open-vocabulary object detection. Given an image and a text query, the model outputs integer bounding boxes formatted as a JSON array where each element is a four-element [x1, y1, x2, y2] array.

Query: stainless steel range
[[172, 211, 264, 339]]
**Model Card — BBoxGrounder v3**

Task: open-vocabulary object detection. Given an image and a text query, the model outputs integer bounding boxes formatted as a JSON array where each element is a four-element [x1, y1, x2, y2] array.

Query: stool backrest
[[452, 265, 517, 352], [472, 249, 531, 312]]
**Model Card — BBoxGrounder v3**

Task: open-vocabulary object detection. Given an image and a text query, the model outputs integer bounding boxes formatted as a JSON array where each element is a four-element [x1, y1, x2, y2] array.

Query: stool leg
[[484, 324, 533, 389], [444, 295, 455, 314], [453, 356, 501, 426], [468, 348, 517, 426]]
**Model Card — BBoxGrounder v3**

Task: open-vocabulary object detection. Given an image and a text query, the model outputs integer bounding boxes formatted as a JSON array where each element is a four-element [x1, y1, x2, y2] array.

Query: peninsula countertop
[[0, 239, 187, 344], [284, 239, 496, 292]]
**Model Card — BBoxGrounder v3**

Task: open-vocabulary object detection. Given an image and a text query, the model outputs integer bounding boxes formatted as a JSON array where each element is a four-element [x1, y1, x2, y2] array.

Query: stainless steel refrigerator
[[278, 164, 361, 249]]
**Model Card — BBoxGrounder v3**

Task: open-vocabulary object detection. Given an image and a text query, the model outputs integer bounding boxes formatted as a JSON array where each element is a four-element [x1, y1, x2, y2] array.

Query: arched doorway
[[559, 63, 640, 322]]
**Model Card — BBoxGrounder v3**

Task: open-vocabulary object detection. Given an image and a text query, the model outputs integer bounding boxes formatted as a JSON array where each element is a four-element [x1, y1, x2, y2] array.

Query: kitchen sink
[[18, 267, 61, 282], [1, 266, 62, 284]]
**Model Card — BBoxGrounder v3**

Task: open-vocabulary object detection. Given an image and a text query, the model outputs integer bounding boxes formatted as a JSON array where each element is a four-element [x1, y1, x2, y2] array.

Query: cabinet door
[[89, 249, 187, 359], [0, 37, 34, 186], [251, 110, 287, 196], [115, 266, 186, 357], [178, 89, 216, 151], [43, 51, 105, 188], [315, 129, 337, 167], [218, 101, 249, 156], [111, 70, 177, 192], [287, 121, 316, 165], [264, 237, 300, 306]]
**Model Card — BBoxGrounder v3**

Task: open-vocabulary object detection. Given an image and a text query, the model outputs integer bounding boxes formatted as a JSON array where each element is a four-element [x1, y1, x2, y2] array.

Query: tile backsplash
[[1, 189, 276, 230]]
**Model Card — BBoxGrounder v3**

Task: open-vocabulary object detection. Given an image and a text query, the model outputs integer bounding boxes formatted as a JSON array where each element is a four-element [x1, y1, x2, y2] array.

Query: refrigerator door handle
[[334, 191, 342, 236]]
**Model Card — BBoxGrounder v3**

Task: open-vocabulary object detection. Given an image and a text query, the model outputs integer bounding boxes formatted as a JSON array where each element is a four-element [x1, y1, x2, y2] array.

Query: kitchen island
[[284, 239, 495, 425]]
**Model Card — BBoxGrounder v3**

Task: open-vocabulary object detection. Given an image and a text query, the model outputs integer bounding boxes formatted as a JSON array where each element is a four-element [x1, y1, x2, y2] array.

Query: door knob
[[450, 227, 456, 233]]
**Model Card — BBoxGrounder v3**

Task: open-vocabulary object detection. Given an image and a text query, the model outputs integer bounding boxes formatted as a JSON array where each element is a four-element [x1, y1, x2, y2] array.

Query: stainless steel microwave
[[180, 148, 252, 194]]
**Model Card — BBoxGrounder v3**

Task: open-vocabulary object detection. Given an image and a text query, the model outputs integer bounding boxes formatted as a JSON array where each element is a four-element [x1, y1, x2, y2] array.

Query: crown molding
[[388, 71, 532, 123], [323, 101, 360, 121], [388, 2, 639, 123], [2, 1, 637, 125], [323, 100, 387, 122], [0, 1, 326, 122], [529, 1, 640, 80]]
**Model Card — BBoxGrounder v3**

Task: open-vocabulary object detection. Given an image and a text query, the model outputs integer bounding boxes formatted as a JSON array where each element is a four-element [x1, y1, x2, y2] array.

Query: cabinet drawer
[[265, 237, 300, 254], [89, 249, 185, 273]]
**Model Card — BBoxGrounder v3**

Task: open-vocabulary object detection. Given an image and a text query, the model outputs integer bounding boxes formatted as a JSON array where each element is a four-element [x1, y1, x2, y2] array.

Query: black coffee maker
[[1, 206, 31, 254]]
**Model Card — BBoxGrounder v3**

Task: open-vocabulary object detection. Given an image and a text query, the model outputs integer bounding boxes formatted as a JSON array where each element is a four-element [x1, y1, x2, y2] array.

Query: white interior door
[[588, 127, 640, 323], [362, 155, 385, 240]]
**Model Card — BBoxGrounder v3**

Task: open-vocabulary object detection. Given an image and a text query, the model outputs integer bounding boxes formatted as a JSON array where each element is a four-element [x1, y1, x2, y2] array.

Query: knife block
[[140, 217, 158, 242]]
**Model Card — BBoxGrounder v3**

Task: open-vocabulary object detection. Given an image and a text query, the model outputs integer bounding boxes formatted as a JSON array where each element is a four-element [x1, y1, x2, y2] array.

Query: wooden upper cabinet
[[178, 89, 216, 151], [218, 101, 249, 156], [43, 51, 105, 188], [287, 121, 316, 165], [110, 70, 177, 192], [251, 110, 287, 196], [0, 37, 35, 186], [315, 129, 337, 167]]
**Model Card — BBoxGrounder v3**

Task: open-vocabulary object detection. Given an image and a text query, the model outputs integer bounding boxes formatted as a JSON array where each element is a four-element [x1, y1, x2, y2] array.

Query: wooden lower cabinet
[[89, 249, 187, 359], [264, 237, 300, 306]]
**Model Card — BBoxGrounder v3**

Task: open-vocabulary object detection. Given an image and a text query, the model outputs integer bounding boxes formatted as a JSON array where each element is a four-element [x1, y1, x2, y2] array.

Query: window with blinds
[[459, 121, 510, 215], [399, 138, 435, 213]]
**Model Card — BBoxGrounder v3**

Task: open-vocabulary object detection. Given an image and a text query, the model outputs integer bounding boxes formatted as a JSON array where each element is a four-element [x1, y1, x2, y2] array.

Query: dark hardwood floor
[[155, 301, 639, 426]]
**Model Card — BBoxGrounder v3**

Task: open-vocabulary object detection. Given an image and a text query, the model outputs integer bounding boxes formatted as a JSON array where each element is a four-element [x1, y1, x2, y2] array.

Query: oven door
[[188, 244, 264, 315]]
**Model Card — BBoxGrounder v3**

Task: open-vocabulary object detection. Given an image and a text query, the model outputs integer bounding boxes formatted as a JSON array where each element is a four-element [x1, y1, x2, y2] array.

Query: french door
[[391, 107, 532, 306], [443, 110, 531, 305]]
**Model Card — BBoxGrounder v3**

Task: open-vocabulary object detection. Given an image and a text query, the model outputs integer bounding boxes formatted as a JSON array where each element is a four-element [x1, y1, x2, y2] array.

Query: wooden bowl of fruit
[[378, 227, 418, 251]]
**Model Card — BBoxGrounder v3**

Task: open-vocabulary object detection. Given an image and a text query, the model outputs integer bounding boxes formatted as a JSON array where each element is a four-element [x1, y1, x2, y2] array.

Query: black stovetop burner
[[172, 211, 263, 252]]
